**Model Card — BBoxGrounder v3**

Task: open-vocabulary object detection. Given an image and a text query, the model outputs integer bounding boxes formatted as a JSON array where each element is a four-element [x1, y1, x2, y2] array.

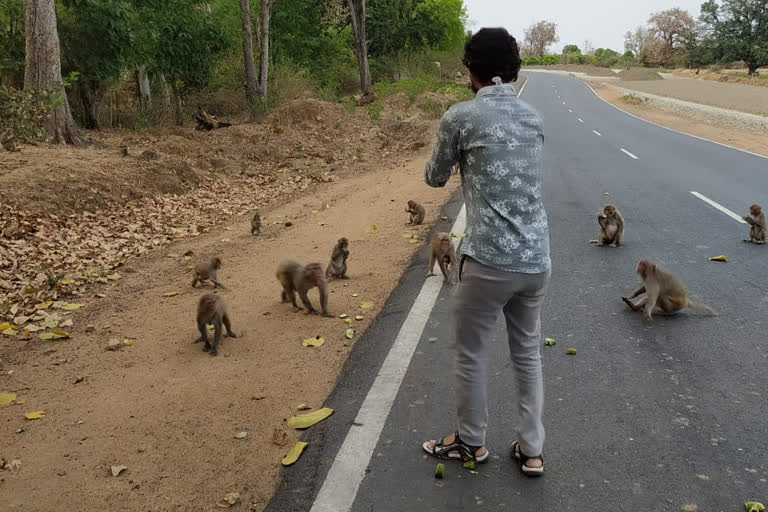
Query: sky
[[463, 0, 705, 53]]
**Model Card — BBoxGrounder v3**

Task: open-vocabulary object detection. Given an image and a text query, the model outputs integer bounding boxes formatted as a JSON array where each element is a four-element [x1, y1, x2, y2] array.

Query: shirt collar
[[476, 83, 518, 98]]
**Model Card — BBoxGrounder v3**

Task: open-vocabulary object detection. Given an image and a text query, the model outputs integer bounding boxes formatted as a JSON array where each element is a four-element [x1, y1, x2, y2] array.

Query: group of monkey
[[187, 197, 767, 354], [592, 202, 766, 321], [189, 200, 455, 356]]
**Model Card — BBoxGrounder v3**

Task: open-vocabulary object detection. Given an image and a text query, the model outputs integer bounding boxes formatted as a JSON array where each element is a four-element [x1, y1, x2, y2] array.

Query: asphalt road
[[267, 72, 768, 512]]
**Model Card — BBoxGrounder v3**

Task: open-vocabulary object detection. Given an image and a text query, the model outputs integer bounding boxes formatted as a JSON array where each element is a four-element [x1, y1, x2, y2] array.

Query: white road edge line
[[690, 191, 747, 224], [593, 130, 602, 137], [309, 206, 467, 512], [579, 79, 768, 162], [517, 74, 530, 97], [620, 148, 638, 160]]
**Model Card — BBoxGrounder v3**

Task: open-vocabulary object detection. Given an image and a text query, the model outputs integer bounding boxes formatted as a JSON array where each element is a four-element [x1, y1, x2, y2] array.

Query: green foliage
[[366, 100, 384, 120], [410, 0, 466, 52], [562, 44, 581, 54], [593, 48, 620, 67], [0, 0, 24, 87], [373, 74, 471, 103], [699, 0, 768, 74], [0, 86, 59, 141]]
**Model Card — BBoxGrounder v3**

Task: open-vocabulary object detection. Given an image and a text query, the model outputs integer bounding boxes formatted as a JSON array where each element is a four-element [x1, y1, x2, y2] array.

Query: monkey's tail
[[688, 301, 717, 316]]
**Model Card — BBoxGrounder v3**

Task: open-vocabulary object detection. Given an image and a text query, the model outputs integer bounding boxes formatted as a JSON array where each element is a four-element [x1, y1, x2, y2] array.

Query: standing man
[[421, 27, 551, 477]]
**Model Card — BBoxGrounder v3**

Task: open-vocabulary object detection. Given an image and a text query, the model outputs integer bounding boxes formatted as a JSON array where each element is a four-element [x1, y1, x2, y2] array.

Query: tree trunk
[[171, 81, 183, 126], [78, 78, 99, 130], [158, 73, 171, 110], [136, 66, 151, 110], [257, 0, 271, 102], [240, 0, 259, 108], [23, 0, 87, 144], [347, 0, 372, 99]]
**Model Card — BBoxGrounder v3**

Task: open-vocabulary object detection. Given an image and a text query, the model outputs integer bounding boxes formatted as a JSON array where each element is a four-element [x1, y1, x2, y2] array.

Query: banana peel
[[709, 255, 728, 262], [435, 463, 444, 478], [302, 336, 325, 348], [281, 442, 308, 466], [287, 407, 334, 429], [745, 502, 766, 512]]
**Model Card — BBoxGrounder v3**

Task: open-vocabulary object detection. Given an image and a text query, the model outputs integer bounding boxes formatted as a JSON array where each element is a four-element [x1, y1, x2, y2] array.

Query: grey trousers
[[453, 256, 550, 456]]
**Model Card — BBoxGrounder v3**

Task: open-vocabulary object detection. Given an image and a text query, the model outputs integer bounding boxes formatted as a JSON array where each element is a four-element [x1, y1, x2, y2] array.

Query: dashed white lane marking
[[593, 130, 602, 137], [562, 101, 566, 105], [309, 206, 467, 512], [578, 118, 584, 123], [690, 191, 748, 224], [620, 148, 638, 160], [568, 109, 573, 113]]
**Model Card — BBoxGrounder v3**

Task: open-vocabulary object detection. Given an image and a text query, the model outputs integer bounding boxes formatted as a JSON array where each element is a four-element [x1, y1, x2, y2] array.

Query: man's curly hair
[[462, 28, 522, 84]]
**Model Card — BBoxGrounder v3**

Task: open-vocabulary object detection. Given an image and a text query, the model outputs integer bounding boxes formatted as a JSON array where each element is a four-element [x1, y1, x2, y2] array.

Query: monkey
[[195, 293, 237, 357], [427, 232, 457, 284], [325, 237, 350, 280], [251, 212, 261, 236], [191, 257, 225, 289], [1, 128, 19, 152], [590, 204, 624, 247], [622, 259, 716, 321], [742, 204, 766, 244], [406, 200, 426, 225], [276, 260, 332, 317]]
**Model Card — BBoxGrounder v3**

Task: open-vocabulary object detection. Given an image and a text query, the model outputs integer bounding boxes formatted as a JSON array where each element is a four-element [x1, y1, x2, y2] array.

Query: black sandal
[[422, 431, 490, 463], [511, 441, 544, 476]]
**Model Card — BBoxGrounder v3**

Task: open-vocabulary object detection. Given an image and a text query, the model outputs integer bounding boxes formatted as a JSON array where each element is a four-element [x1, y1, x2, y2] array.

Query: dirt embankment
[[0, 92, 462, 510]]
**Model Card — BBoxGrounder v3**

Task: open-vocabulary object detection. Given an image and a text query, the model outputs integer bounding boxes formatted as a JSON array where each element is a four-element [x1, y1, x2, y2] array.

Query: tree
[[24, 0, 87, 144], [593, 47, 620, 67], [523, 20, 558, 60], [562, 44, 580, 54], [347, 0, 372, 100], [409, 0, 467, 52], [256, 0, 273, 102], [239, 0, 259, 110], [0, 0, 25, 87], [583, 39, 594, 55], [624, 25, 655, 65], [700, 0, 768, 75], [647, 8, 695, 65]]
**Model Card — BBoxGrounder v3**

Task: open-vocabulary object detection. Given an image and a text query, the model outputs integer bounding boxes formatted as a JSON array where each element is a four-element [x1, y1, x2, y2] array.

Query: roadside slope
[[0, 152, 458, 512]]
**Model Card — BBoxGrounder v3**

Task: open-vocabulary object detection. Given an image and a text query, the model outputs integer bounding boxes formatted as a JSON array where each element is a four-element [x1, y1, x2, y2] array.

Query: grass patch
[[373, 74, 472, 103], [622, 94, 645, 105]]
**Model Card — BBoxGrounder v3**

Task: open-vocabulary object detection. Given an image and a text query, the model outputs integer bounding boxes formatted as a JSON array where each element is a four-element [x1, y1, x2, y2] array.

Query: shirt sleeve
[[425, 109, 460, 188]]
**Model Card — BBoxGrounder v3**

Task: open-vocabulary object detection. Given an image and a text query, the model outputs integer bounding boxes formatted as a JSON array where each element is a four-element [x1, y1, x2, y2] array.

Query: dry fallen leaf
[[287, 408, 334, 429], [60, 319, 74, 328], [451, 232, 466, 239], [59, 278, 75, 285], [0, 322, 12, 331], [0, 392, 17, 406], [24, 410, 45, 420], [297, 403, 311, 410], [709, 255, 728, 262], [365, 224, 379, 234], [61, 303, 83, 311], [302, 336, 325, 348], [359, 301, 374, 309], [37, 301, 53, 310], [281, 442, 308, 466], [106, 273, 121, 281], [272, 428, 289, 447], [111, 465, 127, 477], [234, 432, 248, 439], [2, 328, 18, 337], [94, 293, 106, 299], [216, 492, 240, 508], [566, 348, 577, 355], [163, 291, 178, 297]]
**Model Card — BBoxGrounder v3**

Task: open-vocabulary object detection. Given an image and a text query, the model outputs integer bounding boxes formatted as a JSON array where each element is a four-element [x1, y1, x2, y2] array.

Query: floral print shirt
[[425, 82, 551, 274]]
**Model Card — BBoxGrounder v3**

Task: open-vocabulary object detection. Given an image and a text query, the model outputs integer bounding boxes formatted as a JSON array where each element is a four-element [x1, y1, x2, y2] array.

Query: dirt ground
[[672, 67, 768, 88], [591, 82, 768, 157], [0, 148, 458, 511], [612, 77, 768, 116]]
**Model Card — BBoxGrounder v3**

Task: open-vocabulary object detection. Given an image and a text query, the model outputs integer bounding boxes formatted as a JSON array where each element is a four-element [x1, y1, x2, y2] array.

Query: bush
[[0, 86, 59, 141]]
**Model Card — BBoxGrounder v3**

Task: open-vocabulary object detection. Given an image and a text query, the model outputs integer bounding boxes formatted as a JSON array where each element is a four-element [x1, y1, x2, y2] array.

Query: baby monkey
[[406, 200, 425, 225], [195, 293, 238, 357], [591, 204, 624, 247], [622, 259, 715, 321], [276, 260, 332, 317], [743, 204, 766, 244], [428, 232, 457, 285], [326, 237, 350, 280], [191, 257, 225, 289]]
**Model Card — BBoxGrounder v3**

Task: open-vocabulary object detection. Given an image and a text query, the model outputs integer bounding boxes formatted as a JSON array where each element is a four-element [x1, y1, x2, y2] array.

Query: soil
[[612, 78, 768, 116], [524, 64, 617, 77], [591, 83, 768, 157], [0, 94, 460, 511], [617, 68, 663, 81], [672, 68, 768, 88]]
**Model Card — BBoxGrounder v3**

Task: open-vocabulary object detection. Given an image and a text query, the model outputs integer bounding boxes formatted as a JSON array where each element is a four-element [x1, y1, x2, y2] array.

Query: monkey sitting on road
[[427, 232, 457, 285], [590, 204, 624, 247], [251, 212, 261, 236], [276, 260, 333, 317], [406, 200, 425, 225], [191, 257, 225, 289], [325, 237, 350, 280], [195, 293, 238, 357], [622, 259, 716, 321], [743, 204, 766, 244]]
